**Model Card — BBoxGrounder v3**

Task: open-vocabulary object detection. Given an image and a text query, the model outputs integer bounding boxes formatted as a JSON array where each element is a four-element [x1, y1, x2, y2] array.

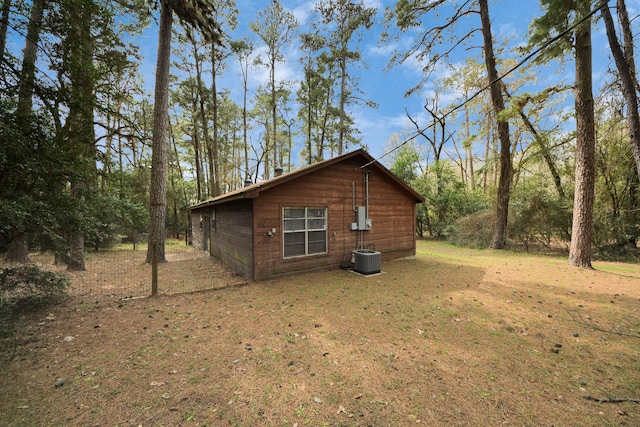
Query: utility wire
[[363, 0, 610, 168]]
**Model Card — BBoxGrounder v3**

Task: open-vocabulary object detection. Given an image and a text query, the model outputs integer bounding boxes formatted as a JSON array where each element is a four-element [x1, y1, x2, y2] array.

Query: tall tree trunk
[[617, 0, 638, 91], [482, 125, 490, 192], [464, 102, 475, 190], [479, 0, 512, 249], [242, 60, 249, 179], [264, 128, 270, 179], [337, 56, 347, 156], [204, 138, 214, 196], [5, 0, 47, 263], [601, 2, 640, 180], [568, 0, 596, 268], [66, 0, 95, 271], [5, 230, 29, 263], [67, 186, 86, 271], [500, 85, 565, 199], [188, 92, 203, 201], [270, 50, 277, 177], [0, 0, 12, 65], [629, 163, 639, 246], [188, 37, 205, 200], [192, 37, 212, 197], [318, 87, 332, 161], [146, 0, 172, 264], [210, 48, 221, 196], [17, 0, 45, 114], [305, 64, 313, 165], [617, 0, 640, 241]]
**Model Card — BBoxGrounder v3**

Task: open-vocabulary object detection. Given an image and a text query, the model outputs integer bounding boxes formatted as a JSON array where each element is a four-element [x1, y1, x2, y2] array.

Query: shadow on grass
[[0, 295, 68, 364]]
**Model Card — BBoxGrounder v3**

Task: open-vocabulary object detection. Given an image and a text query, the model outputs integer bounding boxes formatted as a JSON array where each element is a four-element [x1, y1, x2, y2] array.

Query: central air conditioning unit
[[352, 249, 381, 274]]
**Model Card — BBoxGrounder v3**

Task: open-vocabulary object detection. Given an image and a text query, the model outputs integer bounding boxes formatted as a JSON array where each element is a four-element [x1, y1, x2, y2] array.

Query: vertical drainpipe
[[365, 170, 369, 221], [352, 182, 357, 212], [366, 171, 370, 250]]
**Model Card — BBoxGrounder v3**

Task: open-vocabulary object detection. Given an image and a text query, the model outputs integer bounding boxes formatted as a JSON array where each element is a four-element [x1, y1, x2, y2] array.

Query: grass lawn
[[2, 239, 640, 426]]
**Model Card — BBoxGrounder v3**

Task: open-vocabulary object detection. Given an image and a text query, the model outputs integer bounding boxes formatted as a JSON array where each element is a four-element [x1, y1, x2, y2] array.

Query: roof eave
[[187, 148, 425, 209]]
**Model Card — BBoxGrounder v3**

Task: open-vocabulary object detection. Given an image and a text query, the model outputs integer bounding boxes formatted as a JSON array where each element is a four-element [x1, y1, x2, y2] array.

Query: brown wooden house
[[188, 149, 424, 280]]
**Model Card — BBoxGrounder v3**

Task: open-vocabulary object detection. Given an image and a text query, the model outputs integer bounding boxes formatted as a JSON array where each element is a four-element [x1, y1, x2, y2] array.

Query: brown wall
[[190, 212, 206, 252], [252, 161, 417, 280], [212, 200, 254, 279], [191, 200, 254, 279]]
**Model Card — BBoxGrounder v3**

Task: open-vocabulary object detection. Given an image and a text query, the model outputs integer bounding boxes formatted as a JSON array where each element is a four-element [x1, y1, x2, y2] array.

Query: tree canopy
[[1, 0, 638, 267]]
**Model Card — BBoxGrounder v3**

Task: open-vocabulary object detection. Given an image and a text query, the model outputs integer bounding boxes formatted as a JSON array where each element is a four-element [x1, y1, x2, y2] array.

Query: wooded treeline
[[386, 0, 639, 266], [0, 0, 638, 270]]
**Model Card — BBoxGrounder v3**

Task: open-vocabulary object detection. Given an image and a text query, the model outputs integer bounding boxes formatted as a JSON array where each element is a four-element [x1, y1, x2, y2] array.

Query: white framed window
[[283, 207, 327, 258]]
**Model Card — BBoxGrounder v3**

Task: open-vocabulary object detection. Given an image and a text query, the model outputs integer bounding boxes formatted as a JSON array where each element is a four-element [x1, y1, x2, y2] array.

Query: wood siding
[[252, 161, 416, 280], [213, 200, 254, 279], [191, 200, 254, 279], [190, 212, 209, 252]]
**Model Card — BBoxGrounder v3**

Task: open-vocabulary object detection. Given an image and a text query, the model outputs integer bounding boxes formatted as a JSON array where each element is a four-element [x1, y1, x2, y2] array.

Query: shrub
[[412, 163, 489, 237], [509, 194, 572, 251], [445, 210, 495, 248], [0, 265, 70, 303]]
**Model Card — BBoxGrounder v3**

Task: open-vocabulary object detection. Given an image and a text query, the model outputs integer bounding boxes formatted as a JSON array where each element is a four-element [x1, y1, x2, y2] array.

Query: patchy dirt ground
[[2, 240, 640, 426]]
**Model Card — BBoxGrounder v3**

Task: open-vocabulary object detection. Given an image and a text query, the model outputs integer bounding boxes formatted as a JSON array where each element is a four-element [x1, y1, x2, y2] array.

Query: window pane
[[307, 208, 325, 218], [307, 218, 325, 230], [284, 218, 305, 231], [308, 230, 327, 254], [282, 207, 327, 258], [284, 232, 305, 257], [284, 208, 305, 219]]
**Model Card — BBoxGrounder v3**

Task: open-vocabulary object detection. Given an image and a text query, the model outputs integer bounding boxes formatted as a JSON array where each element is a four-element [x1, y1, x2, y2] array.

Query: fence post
[[151, 240, 158, 296]]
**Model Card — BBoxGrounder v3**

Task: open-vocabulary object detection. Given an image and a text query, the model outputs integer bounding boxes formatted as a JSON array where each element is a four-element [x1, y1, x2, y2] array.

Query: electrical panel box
[[356, 206, 371, 230], [357, 206, 366, 230]]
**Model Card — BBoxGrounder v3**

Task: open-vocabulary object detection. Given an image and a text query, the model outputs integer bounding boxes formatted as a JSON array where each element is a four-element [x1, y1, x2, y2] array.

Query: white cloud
[[290, 1, 316, 26]]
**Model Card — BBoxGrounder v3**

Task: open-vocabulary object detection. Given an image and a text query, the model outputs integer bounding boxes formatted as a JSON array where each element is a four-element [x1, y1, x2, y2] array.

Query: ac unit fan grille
[[353, 249, 381, 274]]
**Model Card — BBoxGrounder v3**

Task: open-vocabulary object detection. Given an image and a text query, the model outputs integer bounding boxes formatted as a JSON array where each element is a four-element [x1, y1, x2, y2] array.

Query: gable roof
[[188, 148, 424, 210]]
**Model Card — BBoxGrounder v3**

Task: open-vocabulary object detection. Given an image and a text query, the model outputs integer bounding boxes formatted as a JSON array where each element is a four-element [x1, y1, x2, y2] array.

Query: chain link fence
[[3, 240, 247, 301], [1, 239, 247, 361]]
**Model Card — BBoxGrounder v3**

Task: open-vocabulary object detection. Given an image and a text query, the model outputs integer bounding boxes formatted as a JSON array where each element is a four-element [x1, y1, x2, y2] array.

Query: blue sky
[[5, 0, 629, 170], [137, 0, 631, 167], [89, 0, 640, 171]]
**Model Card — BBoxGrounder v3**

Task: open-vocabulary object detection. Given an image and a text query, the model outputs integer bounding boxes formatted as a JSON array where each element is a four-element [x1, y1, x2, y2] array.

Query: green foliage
[[295, 0, 377, 159], [445, 211, 495, 249], [0, 101, 149, 252], [78, 170, 150, 250], [526, 0, 575, 63], [0, 99, 78, 251], [509, 189, 571, 251], [186, 0, 224, 42], [446, 188, 573, 251], [388, 148, 489, 239], [84, 194, 149, 250], [389, 146, 420, 183], [413, 162, 489, 237], [590, 108, 640, 259], [0, 265, 70, 302]]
